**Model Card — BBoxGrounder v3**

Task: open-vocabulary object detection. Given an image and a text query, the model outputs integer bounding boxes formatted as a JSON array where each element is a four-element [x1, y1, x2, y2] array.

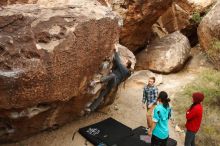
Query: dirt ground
[[2, 47, 212, 146]]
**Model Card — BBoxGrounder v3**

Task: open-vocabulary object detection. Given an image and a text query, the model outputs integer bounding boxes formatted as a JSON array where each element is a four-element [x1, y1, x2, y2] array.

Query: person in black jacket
[[86, 49, 132, 112]]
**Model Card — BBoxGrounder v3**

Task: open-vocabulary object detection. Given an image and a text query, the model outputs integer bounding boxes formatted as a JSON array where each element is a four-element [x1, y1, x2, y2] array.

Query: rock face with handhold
[[101, 44, 136, 106], [115, 44, 136, 69], [0, 3, 129, 142], [101, 0, 173, 52], [135, 31, 191, 73], [198, 2, 220, 70]]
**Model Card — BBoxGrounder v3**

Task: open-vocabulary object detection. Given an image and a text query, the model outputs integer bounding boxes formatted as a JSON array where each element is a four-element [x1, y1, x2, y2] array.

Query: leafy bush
[[173, 69, 220, 146], [190, 12, 202, 24], [190, 2, 215, 25]]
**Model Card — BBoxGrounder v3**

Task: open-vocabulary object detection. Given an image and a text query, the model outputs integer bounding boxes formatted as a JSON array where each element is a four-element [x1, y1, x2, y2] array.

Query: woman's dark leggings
[[184, 130, 196, 146], [151, 134, 168, 146]]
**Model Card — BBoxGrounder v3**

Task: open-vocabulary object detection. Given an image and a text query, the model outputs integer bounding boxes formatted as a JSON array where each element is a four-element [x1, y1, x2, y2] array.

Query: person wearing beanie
[[148, 91, 171, 146], [185, 92, 205, 146]]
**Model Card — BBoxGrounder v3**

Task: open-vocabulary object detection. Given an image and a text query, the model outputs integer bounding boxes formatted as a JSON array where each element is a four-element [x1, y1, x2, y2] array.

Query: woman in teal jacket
[[148, 91, 171, 146]]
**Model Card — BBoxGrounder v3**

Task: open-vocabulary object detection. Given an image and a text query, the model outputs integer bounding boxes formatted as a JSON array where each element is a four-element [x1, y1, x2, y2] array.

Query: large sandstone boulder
[[155, 0, 214, 37], [135, 31, 191, 73], [24, 0, 173, 52], [0, 0, 100, 6], [0, 0, 106, 7], [100, 0, 173, 52], [0, 3, 122, 142], [0, 0, 37, 6], [198, 2, 220, 70]]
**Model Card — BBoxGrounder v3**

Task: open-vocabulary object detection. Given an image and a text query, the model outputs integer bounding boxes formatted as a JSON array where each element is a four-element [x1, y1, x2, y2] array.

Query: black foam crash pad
[[78, 117, 132, 146], [79, 118, 177, 146], [116, 126, 150, 146]]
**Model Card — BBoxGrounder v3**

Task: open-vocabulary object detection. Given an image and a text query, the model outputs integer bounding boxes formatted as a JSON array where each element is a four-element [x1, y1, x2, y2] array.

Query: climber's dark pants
[[151, 135, 168, 146], [89, 73, 118, 111]]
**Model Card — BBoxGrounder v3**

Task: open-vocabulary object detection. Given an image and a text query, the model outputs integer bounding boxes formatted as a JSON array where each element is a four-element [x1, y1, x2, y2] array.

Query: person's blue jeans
[[184, 130, 196, 146]]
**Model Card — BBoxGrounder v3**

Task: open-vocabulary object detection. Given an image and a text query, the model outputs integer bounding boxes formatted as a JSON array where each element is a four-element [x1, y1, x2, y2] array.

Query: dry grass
[[173, 69, 220, 146]]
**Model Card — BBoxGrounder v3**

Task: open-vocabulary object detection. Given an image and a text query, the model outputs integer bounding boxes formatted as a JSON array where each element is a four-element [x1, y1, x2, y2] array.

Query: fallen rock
[[135, 31, 191, 73], [0, 3, 120, 142], [198, 2, 220, 70]]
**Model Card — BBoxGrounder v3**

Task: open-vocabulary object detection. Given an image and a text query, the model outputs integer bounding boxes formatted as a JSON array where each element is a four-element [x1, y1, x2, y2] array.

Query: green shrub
[[190, 2, 215, 25], [190, 12, 202, 24], [173, 69, 220, 146]]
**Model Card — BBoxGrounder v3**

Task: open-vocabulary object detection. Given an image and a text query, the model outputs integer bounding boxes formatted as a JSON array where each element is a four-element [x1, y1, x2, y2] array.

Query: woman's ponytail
[[158, 91, 170, 108]]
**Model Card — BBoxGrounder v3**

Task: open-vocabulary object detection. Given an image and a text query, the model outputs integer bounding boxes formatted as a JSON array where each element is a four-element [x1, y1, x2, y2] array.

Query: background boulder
[[135, 31, 191, 73], [100, 0, 173, 52], [198, 1, 220, 70]]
